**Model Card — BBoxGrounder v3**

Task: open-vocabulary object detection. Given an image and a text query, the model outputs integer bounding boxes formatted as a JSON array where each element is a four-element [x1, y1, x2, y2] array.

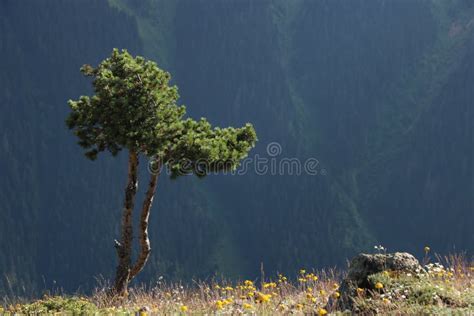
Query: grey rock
[[345, 252, 421, 288], [338, 252, 422, 310]]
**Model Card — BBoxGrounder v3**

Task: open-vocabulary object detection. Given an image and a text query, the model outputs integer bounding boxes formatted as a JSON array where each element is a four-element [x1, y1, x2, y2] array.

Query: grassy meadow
[[1, 253, 473, 315]]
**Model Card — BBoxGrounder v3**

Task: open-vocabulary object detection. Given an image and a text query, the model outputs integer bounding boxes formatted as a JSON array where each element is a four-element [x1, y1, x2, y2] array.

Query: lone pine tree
[[66, 49, 257, 295]]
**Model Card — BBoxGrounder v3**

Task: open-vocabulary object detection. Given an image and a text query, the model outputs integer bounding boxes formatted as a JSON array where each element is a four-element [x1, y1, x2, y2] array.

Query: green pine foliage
[[66, 49, 256, 176]]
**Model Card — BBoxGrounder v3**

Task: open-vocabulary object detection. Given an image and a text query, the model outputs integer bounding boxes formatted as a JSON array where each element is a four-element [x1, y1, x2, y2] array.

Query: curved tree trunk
[[130, 164, 160, 280], [113, 150, 139, 296]]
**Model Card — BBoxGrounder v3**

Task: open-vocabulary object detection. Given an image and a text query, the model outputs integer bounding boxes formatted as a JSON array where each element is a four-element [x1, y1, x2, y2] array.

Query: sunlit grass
[[1, 254, 473, 315]]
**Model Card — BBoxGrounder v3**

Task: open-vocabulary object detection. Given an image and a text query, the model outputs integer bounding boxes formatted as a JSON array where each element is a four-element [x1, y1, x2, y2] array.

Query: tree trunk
[[130, 164, 160, 279], [113, 150, 139, 296]]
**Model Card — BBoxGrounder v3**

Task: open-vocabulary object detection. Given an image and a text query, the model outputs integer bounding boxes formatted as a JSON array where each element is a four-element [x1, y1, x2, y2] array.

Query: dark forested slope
[[0, 0, 472, 295], [0, 0, 143, 295]]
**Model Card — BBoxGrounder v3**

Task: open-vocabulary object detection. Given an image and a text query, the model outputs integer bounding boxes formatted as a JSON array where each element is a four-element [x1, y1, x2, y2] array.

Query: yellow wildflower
[[243, 303, 252, 309], [298, 278, 307, 283], [180, 305, 188, 312], [224, 286, 234, 291], [375, 282, 383, 290], [256, 292, 271, 303], [244, 280, 254, 287], [295, 303, 304, 310], [333, 291, 340, 299], [382, 298, 390, 304], [318, 308, 328, 315], [319, 289, 326, 296], [300, 269, 306, 275], [332, 283, 339, 290], [306, 273, 316, 280], [215, 300, 224, 310], [424, 246, 430, 254], [263, 282, 277, 288], [356, 287, 365, 295]]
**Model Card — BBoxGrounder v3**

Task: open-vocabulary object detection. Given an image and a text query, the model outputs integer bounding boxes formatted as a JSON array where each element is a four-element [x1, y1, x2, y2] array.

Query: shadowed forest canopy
[[0, 0, 472, 296]]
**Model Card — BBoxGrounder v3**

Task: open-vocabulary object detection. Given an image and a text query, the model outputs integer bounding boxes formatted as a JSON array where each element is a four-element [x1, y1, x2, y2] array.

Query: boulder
[[345, 252, 421, 288], [338, 252, 422, 310]]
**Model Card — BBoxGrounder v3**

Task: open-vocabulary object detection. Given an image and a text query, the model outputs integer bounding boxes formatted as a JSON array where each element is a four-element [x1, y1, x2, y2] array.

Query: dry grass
[[1, 254, 473, 315], [87, 269, 340, 315]]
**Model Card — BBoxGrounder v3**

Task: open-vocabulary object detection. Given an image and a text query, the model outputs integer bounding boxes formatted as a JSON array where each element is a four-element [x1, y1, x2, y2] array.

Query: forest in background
[[0, 0, 472, 296]]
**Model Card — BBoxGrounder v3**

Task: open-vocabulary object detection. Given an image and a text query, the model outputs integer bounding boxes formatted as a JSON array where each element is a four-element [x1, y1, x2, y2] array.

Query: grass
[[1, 254, 473, 315]]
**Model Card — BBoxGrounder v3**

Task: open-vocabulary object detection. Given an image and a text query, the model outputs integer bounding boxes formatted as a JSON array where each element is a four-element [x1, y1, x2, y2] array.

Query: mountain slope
[[0, 0, 472, 295]]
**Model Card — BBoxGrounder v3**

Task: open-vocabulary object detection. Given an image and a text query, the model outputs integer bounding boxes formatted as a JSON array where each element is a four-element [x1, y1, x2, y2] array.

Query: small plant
[[13, 296, 98, 314], [374, 244, 387, 254]]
